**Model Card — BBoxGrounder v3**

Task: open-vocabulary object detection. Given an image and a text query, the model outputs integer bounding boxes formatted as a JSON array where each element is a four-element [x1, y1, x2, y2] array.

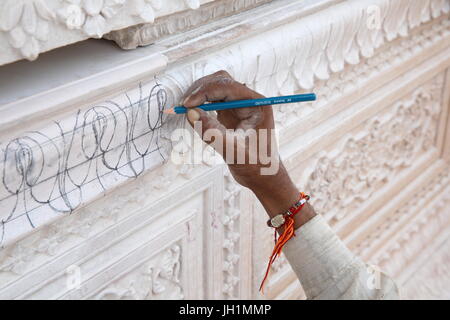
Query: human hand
[[182, 70, 277, 189], [183, 70, 316, 227]]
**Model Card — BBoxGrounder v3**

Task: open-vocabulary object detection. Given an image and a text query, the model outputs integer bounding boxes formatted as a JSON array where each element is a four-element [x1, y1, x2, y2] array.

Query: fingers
[[184, 81, 237, 108], [236, 111, 264, 130], [187, 108, 200, 123], [187, 108, 227, 145], [183, 71, 255, 108], [183, 70, 271, 133], [182, 70, 232, 104], [187, 108, 226, 136], [187, 108, 227, 155]]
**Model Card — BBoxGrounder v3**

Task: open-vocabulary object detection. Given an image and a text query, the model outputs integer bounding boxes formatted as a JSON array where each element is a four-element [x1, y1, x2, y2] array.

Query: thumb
[[187, 108, 201, 124], [187, 108, 227, 146]]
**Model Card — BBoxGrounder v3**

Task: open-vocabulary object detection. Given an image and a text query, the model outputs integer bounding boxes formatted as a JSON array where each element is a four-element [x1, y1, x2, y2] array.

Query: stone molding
[[1, 0, 259, 65]]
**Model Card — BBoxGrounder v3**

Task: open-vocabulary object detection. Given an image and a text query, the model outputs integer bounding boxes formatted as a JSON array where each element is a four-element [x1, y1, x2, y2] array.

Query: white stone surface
[[0, 0, 449, 299], [0, 0, 230, 66]]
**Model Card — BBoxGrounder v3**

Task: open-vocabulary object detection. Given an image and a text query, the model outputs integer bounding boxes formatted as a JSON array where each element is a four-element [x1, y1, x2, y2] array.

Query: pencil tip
[[164, 108, 175, 114]]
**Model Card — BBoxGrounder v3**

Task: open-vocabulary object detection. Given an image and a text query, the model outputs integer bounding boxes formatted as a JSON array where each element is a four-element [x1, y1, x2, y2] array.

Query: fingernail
[[187, 109, 200, 123]]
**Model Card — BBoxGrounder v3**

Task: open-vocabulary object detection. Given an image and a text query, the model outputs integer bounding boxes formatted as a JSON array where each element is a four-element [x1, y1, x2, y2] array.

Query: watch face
[[271, 215, 285, 228]]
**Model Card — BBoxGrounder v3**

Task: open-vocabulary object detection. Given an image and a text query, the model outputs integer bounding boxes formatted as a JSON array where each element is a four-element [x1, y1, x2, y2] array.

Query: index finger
[[182, 71, 235, 106]]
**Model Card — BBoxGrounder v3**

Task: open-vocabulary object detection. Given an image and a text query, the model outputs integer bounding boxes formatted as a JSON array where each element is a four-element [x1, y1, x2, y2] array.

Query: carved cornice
[[154, 0, 449, 134], [1, 0, 266, 65], [105, 0, 273, 49], [2, 0, 449, 135], [213, 0, 448, 89], [276, 16, 449, 130]]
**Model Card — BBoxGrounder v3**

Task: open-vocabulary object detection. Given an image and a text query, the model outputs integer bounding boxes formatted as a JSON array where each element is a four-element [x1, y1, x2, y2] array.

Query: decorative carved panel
[[93, 242, 184, 300], [0, 164, 225, 299], [302, 73, 444, 226]]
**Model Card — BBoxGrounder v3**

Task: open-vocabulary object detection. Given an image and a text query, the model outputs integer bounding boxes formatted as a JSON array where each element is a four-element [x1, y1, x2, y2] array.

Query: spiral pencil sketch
[[0, 80, 181, 246]]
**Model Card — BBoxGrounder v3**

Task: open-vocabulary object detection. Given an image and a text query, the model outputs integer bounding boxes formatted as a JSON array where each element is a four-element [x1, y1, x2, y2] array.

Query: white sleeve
[[282, 214, 400, 300]]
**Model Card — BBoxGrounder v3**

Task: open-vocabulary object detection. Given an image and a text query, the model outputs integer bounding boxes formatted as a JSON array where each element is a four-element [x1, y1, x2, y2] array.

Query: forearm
[[249, 163, 399, 300], [183, 71, 399, 299]]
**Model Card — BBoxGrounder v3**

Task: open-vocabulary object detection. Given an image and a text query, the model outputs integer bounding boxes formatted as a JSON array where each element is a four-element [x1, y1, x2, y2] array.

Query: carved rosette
[[57, 0, 128, 37]]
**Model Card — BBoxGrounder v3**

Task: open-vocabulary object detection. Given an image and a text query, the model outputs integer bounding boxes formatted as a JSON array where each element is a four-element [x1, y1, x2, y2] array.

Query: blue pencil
[[164, 93, 316, 114]]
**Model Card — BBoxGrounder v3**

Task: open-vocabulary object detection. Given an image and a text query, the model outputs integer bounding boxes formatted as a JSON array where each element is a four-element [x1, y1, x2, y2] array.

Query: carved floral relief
[[58, 0, 126, 37], [0, 0, 55, 60], [302, 74, 444, 225]]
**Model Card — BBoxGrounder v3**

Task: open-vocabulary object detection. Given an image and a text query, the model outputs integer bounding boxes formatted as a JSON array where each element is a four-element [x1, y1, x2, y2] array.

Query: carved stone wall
[[0, 0, 449, 299], [0, 0, 273, 65]]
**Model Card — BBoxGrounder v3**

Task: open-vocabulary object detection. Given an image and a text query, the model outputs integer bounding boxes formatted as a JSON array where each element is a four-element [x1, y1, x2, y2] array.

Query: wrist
[[246, 161, 293, 194], [249, 164, 298, 215], [249, 164, 316, 230]]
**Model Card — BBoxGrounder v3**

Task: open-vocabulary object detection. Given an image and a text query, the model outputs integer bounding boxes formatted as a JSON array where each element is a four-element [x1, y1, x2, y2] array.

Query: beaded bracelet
[[260, 192, 310, 293]]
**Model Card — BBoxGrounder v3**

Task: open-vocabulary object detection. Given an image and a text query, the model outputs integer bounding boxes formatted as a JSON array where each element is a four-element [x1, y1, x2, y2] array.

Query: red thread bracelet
[[259, 192, 310, 293]]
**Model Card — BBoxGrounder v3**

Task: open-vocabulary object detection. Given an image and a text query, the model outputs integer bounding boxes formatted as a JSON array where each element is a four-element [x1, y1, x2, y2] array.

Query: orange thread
[[259, 193, 308, 293]]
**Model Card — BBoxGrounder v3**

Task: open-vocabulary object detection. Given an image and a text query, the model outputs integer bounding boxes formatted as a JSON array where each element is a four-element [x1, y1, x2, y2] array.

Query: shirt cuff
[[282, 214, 366, 299]]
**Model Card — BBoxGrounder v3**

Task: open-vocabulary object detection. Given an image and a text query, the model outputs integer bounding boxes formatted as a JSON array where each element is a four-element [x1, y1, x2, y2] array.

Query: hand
[[183, 71, 316, 227], [183, 70, 275, 187]]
